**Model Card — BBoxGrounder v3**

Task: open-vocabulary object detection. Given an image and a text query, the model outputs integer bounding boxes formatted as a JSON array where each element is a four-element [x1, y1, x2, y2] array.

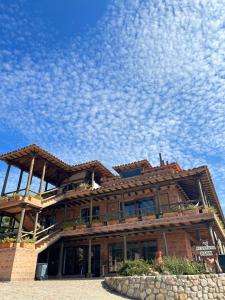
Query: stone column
[[1, 163, 11, 196]]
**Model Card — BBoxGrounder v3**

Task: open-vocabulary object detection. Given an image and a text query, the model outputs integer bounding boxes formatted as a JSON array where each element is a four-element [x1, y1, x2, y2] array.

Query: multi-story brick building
[[0, 144, 224, 280]]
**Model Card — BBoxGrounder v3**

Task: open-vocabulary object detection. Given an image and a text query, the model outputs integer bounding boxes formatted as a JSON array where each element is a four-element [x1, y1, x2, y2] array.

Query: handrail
[[35, 223, 58, 237], [41, 188, 59, 195]]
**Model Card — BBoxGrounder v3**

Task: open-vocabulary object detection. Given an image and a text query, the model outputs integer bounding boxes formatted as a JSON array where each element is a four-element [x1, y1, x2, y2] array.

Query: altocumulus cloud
[[0, 0, 225, 209]]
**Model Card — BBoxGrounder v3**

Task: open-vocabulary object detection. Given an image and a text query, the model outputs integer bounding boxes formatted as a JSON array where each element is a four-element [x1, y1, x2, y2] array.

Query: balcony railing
[[61, 200, 204, 230]]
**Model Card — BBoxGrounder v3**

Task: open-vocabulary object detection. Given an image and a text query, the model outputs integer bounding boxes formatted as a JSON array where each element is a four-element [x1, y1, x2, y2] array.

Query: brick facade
[[0, 244, 37, 281]]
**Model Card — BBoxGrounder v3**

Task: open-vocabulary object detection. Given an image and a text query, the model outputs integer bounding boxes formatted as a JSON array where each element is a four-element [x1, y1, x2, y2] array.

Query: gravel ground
[[0, 279, 128, 300]]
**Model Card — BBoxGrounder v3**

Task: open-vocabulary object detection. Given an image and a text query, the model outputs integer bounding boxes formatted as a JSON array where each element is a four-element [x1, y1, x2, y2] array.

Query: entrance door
[[63, 245, 101, 277]]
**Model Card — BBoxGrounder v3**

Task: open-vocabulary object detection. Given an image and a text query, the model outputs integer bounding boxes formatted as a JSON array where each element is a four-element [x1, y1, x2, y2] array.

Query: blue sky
[[1, 0, 225, 211]]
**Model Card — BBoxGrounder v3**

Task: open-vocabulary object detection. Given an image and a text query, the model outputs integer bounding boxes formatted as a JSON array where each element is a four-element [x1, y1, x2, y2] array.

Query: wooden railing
[[61, 200, 203, 230]]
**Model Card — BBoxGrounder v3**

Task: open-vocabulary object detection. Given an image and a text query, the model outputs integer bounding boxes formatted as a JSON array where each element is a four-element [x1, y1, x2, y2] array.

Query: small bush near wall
[[153, 257, 206, 275], [118, 257, 206, 276], [118, 259, 150, 276]]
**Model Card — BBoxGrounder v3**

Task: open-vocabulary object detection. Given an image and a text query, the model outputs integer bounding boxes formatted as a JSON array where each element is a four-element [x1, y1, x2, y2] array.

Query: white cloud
[[0, 0, 225, 209]]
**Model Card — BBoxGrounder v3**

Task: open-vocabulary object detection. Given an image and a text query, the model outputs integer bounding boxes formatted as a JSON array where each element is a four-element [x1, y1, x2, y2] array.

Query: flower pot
[[125, 216, 138, 223], [20, 242, 35, 249], [107, 219, 119, 225], [91, 222, 102, 228], [63, 226, 74, 231], [163, 211, 182, 218], [76, 224, 87, 230], [182, 209, 199, 216], [0, 242, 16, 249], [141, 214, 156, 221]]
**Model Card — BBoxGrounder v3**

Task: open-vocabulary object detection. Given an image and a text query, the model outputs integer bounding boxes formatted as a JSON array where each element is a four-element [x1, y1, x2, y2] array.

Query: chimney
[[159, 153, 163, 166]]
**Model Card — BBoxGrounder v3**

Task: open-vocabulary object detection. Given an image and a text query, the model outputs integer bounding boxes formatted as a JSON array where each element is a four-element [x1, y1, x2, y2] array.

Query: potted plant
[[91, 218, 102, 228], [77, 183, 91, 190], [125, 213, 139, 223], [0, 237, 16, 249], [75, 219, 87, 230], [182, 205, 200, 216], [107, 212, 120, 225], [141, 211, 157, 221], [62, 221, 74, 231], [20, 238, 35, 249], [163, 207, 182, 218]]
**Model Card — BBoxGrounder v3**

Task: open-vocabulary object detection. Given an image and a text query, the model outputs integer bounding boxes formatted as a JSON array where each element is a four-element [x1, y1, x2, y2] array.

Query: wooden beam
[[16, 206, 26, 243], [1, 163, 11, 196], [39, 161, 47, 195], [25, 154, 35, 197]]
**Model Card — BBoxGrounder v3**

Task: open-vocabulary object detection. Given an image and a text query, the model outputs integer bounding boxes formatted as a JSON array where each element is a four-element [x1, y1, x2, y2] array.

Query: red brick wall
[[0, 244, 37, 281]]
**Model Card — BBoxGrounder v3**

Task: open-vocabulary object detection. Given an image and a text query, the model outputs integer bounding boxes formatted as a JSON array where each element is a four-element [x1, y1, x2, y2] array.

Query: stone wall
[[105, 274, 225, 300], [0, 244, 38, 281]]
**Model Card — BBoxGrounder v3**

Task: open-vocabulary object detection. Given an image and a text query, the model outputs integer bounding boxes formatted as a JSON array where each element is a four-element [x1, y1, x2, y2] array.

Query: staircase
[[35, 229, 61, 253], [41, 194, 64, 208]]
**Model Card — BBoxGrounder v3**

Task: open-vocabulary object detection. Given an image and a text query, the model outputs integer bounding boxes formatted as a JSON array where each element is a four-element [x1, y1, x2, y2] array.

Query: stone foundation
[[0, 244, 37, 281], [105, 274, 225, 300]]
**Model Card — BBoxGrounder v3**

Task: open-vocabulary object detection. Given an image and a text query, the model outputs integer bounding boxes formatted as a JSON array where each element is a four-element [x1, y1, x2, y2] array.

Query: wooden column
[[16, 206, 26, 243], [155, 186, 161, 215], [1, 163, 11, 196], [45, 181, 48, 192], [163, 232, 169, 256], [57, 240, 64, 277], [208, 223, 216, 246], [25, 154, 35, 197], [64, 203, 67, 221], [39, 161, 47, 195], [89, 199, 93, 224], [33, 210, 39, 239], [87, 239, 92, 277], [198, 179, 207, 208], [195, 229, 201, 243], [91, 169, 95, 190], [123, 235, 127, 261], [16, 169, 23, 193]]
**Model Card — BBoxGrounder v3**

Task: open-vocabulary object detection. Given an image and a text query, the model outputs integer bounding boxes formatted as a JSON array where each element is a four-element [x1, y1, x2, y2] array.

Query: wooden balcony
[[60, 205, 217, 239]]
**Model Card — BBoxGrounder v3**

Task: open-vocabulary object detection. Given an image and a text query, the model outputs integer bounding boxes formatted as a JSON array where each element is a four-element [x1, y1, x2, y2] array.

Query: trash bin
[[36, 263, 48, 280]]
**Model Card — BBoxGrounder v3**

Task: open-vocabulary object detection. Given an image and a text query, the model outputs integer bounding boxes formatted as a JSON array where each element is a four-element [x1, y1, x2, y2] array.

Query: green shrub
[[78, 183, 90, 190], [118, 259, 150, 276], [152, 256, 205, 275], [22, 238, 35, 243], [0, 237, 16, 243]]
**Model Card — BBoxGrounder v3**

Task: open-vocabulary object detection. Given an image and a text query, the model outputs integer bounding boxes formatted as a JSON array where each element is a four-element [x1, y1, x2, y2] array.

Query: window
[[108, 240, 157, 272], [124, 201, 136, 217], [138, 199, 155, 216], [81, 206, 100, 222], [108, 243, 123, 272], [120, 168, 142, 178], [127, 240, 157, 261], [123, 199, 155, 218]]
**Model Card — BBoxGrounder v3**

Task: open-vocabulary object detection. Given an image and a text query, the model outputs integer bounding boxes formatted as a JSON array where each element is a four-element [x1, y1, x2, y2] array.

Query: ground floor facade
[[37, 230, 194, 278]]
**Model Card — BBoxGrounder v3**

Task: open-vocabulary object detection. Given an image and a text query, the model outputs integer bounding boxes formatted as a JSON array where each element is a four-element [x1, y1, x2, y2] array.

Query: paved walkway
[[0, 279, 128, 300]]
